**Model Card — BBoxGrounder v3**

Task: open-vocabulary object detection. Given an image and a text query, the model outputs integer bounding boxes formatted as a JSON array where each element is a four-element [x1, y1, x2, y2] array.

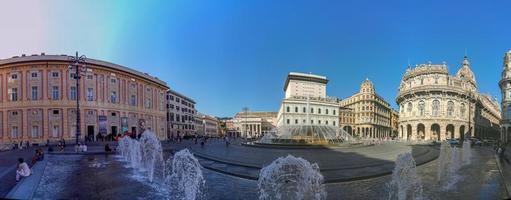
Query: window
[[11, 74, 17, 80], [318, 120, 321, 124], [303, 107, 306, 113], [52, 86, 59, 100], [70, 87, 77, 100], [318, 108, 321, 114], [295, 107, 298, 112], [326, 109, 329, 114], [311, 120, 314, 124], [286, 119, 290, 124], [286, 106, 290, 112], [111, 112, 117, 117], [70, 73, 77, 79], [407, 102, 412, 113], [12, 111, 18, 116], [326, 121, 329, 125], [333, 110, 336, 115], [31, 86, 38, 100], [418, 100, 425, 116], [111, 79, 116, 83], [31, 72, 38, 78], [295, 119, 298, 124], [111, 91, 117, 103], [447, 101, 454, 117], [52, 72, 59, 77], [87, 75, 94, 79], [87, 110, 94, 115], [333, 121, 336, 126], [31, 126, 39, 138], [311, 108, 314, 113], [87, 88, 93, 101], [9, 88, 18, 101], [432, 100, 440, 117], [11, 126, 18, 138], [53, 110, 59, 115], [460, 103, 466, 117], [130, 95, 136, 106]]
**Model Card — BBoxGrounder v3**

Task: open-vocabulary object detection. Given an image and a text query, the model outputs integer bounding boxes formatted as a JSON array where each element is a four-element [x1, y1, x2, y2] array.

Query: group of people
[[495, 142, 508, 163], [11, 141, 31, 150], [74, 143, 88, 152], [30, 149, 44, 166]]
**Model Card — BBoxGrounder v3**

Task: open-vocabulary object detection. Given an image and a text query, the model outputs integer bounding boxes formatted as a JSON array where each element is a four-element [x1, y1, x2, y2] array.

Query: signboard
[[99, 115, 107, 136], [121, 117, 128, 134]]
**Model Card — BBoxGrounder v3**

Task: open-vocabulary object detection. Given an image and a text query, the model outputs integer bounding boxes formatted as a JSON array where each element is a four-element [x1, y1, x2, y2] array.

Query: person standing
[[16, 158, 31, 182]]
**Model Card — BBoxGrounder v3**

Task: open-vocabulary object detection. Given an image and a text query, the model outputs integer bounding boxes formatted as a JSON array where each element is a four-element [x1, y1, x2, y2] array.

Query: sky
[[1, 0, 510, 117]]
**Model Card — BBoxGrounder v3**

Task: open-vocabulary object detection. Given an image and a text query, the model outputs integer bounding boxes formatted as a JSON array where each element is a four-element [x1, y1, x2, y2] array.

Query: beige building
[[167, 89, 196, 138], [196, 113, 219, 137], [233, 111, 277, 138], [499, 50, 511, 143], [397, 56, 500, 141], [339, 79, 393, 138], [277, 72, 339, 128], [390, 109, 399, 137], [0, 53, 168, 144]]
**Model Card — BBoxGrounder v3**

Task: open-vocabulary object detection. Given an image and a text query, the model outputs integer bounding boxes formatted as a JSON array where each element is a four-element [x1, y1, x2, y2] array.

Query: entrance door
[[87, 126, 94, 141], [112, 126, 118, 138], [52, 125, 59, 138]]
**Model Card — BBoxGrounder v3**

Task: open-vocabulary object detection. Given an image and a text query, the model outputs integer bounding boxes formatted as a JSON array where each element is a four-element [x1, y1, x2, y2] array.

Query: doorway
[[87, 126, 94, 141]]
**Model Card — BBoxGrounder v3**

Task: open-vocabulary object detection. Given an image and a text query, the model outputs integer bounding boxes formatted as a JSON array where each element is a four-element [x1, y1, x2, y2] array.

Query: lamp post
[[242, 107, 249, 139], [68, 52, 87, 145]]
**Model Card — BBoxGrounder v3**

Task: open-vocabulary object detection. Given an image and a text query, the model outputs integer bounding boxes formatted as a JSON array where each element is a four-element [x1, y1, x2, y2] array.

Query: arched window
[[418, 100, 425, 116], [447, 101, 454, 117], [295, 107, 298, 113], [460, 103, 466, 117], [286, 106, 290, 112], [432, 100, 440, 117], [407, 102, 412, 113]]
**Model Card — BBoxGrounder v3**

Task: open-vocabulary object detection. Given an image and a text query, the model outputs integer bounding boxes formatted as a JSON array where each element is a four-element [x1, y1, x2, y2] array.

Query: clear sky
[[1, 0, 510, 117]]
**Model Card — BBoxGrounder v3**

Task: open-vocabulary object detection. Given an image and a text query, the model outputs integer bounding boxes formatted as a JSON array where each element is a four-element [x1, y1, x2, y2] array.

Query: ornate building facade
[[397, 56, 500, 141], [499, 50, 511, 143], [0, 54, 168, 144], [339, 79, 393, 138], [233, 111, 277, 138]]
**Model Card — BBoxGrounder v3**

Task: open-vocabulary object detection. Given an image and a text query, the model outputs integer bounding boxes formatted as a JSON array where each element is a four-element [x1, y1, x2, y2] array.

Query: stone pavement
[[182, 140, 439, 182], [495, 145, 511, 198], [5, 158, 48, 199], [0, 147, 40, 197]]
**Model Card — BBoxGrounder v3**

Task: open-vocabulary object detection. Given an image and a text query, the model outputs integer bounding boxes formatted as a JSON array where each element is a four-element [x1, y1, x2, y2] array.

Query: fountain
[[258, 155, 326, 200], [166, 149, 205, 200], [387, 152, 423, 200], [437, 142, 462, 191], [462, 140, 472, 165]]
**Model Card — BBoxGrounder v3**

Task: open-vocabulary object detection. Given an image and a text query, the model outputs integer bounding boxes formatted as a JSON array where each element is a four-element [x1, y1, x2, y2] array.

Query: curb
[[494, 154, 511, 199]]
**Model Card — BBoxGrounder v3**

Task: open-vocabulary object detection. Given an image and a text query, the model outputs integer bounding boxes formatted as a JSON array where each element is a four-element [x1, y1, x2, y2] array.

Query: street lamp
[[242, 107, 249, 139], [68, 52, 87, 145]]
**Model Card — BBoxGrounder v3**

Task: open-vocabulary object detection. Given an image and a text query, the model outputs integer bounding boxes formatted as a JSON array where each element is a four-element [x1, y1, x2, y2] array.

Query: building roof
[[283, 72, 328, 91], [234, 111, 278, 119], [0, 54, 168, 88], [167, 88, 196, 104]]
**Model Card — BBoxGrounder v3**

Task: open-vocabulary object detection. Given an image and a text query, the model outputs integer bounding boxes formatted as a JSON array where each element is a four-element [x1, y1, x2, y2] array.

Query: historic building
[[167, 89, 196, 138], [390, 109, 399, 137], [0, 53, 168, 145], [277, 72, 339, 128], [195, 113, 219, 137], [232, 111, 277, 138], [397, 56, 500, 141], [339, 79, 393, 138], [499, 50, 511, 143]]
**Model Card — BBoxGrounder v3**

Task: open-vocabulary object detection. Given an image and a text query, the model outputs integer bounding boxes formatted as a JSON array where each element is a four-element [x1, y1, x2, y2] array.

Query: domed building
[[396, 56, 500, 141]]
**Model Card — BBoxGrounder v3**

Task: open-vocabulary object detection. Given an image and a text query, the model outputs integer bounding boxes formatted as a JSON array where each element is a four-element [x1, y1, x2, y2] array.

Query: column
[[22, 109, 28, 141]]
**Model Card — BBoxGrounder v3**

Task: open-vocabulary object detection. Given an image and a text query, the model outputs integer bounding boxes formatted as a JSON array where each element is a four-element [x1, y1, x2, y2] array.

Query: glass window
[[432, 100, 440, 117], [11, 126, 18, 138], [11, 74, 17, 79], [87, 88, 94, 101], [407, 102, 412, 113], [52, 72, 59, 77], [286, 106, 290, 112], [31, 72, 38, 78], [70, 86, 77, 100], [9, 88, 18, 101], [418, 100, 425, 116], [52, 86, 59, 100], [111, 91, 117, 103], [447, 101, 454, 117], [460, 103, 466, 117], [131, 95, 136, 106], [31, 126, 39, 138], [31, 86, 38, 100], [295, 107, 298, 112]]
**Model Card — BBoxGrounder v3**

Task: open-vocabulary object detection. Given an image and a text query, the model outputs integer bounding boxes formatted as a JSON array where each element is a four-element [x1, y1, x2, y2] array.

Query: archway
[[431, 124, 440, 141], [406, 124, 412, 140], [417, 124, 425, 140], [446, 124, 455, 139], [459, 125, 465, 140]]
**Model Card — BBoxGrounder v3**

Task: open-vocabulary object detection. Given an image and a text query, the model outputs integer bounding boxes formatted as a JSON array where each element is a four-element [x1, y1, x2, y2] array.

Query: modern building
[[339, 79, 393, 138], [167, 89, 196, 138], [233, 111, 277, 138], [0, 53, 168, 145], [396, 56, 501, 141], [499, 50, 511, 143], [277, 72, 339, 128]]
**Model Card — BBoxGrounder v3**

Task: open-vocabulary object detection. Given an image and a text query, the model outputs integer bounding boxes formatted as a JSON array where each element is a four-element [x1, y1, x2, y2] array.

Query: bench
[[5, 159, 48, 199]]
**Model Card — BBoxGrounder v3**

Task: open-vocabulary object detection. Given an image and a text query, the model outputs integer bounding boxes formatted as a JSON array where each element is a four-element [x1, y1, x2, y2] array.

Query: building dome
[[360, 78, 375, 93], [456, 56, 476, 85]]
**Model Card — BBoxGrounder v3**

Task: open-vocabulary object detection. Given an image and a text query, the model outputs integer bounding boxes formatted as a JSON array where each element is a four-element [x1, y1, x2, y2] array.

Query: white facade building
[[277, 72, 339, 127], [500, 50, 511, 143]]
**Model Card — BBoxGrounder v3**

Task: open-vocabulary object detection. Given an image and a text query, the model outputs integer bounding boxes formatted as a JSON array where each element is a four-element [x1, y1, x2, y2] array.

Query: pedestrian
[[105, 143, 112, 152], [225, 136, 230, 147], [16, 158, 31, 182]]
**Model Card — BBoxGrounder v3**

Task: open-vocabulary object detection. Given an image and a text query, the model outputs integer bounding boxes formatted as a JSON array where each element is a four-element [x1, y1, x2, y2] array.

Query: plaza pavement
[[175, 139, 439, 182], [0, 147, 40, 197], [496, 145, 511, 198]]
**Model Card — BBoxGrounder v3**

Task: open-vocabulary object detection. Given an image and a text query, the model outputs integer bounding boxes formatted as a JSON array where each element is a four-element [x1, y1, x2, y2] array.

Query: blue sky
[[1, 0, 510, 117]]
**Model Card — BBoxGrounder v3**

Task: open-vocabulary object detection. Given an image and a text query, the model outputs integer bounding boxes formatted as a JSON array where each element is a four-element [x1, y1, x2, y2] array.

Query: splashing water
[[437, 142, 462, 191], [462, 140, 472, 165], [258, 155, 326, 200], [117, 130, 164, 183], [387, 152, 423, 200], [166, 149, 205, 200]]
